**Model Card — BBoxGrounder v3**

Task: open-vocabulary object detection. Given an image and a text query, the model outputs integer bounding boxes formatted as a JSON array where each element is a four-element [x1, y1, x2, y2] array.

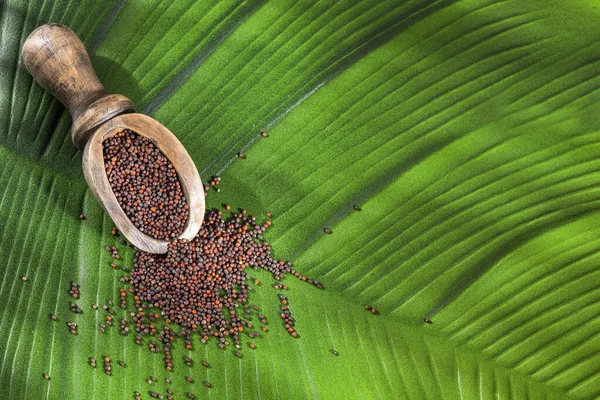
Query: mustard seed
[[103, 129, 188, 240]]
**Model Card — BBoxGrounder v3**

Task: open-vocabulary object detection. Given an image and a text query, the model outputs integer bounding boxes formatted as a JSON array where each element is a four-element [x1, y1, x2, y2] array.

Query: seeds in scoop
[[103, 129, 188, 240]]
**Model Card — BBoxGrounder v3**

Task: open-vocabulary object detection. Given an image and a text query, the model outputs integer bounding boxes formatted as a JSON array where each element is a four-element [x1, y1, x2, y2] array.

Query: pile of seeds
[[64, 205, 322, 393], [62, 129, 327, 395], [130, 209, 321, 349], [103, 129, 189, 240]]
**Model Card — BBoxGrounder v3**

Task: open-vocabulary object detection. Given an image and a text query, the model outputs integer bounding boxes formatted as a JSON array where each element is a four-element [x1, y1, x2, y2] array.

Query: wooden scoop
[[22, 24, 205, 254]]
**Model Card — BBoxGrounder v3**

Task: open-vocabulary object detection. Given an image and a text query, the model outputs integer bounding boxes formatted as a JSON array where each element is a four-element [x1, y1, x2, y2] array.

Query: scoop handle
[[22, 24, 134, 149]]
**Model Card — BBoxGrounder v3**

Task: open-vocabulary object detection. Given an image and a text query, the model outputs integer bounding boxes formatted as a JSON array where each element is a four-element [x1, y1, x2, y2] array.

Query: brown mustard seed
[[103, 129, 189, 240], [131, 209, 318, 343]]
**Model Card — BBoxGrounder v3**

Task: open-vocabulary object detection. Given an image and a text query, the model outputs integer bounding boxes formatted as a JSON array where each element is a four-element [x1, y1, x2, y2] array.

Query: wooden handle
[[22, 24, 134, 149]]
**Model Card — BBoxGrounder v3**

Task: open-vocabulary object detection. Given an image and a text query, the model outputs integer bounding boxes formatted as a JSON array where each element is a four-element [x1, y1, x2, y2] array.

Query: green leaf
[[1, 0, 600, 398]]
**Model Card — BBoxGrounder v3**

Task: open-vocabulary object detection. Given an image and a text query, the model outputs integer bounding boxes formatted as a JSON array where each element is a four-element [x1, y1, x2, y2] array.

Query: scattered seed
[[68, 281, 79, 299]]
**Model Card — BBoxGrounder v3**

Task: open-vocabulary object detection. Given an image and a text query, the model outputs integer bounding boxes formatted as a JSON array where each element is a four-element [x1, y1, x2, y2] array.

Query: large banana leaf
[[1, 0, 600, 398]]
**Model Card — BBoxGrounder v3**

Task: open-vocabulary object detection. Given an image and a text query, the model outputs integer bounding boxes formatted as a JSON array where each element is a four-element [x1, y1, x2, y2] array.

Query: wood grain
[[22, 23, 135, 149]]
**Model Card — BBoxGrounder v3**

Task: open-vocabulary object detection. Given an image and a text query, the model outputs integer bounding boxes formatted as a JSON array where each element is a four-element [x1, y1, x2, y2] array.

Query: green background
[[1, 0, 600, 398]]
